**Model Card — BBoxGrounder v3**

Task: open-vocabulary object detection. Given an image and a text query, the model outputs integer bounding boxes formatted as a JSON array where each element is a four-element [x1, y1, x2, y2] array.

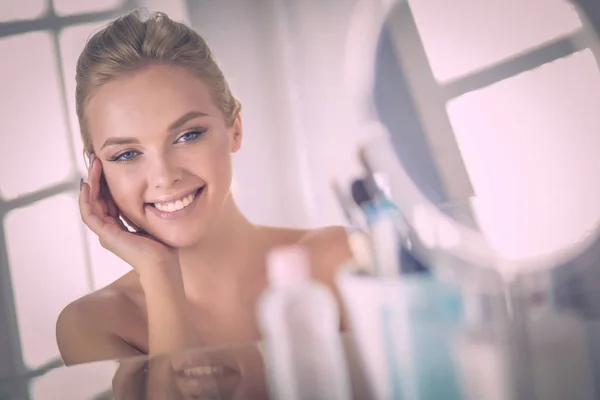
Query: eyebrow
[[100, 111, 209, 150], [168, 110, 209, 131], [100, 136, 140, 150]]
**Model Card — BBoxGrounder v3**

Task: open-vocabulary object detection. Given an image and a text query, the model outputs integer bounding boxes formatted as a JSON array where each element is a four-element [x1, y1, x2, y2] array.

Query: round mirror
[[346, 0, 600, 288]]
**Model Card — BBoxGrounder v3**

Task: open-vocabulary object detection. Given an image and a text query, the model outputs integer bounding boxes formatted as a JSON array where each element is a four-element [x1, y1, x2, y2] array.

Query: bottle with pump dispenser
[[257, 246, 352, 400]]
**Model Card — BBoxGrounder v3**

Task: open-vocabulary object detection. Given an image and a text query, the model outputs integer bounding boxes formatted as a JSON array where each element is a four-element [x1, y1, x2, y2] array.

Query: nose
[[148, 153, 183, 190]]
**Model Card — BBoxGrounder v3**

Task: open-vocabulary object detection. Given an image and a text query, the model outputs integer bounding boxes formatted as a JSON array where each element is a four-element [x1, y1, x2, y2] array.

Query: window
[[408, 0, 582, 83], [447, 50, 600, 261], [399, 0, 600, 265], [0, 0, 135, 379]]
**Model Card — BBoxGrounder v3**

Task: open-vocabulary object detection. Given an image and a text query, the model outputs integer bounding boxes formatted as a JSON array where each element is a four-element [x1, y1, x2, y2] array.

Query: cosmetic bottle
[[351, 178, 428, 276], [257, 246, 352, 400]]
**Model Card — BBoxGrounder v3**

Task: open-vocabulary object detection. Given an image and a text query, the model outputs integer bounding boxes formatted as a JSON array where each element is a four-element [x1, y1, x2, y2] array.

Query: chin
[[157, 228, 206, 249]]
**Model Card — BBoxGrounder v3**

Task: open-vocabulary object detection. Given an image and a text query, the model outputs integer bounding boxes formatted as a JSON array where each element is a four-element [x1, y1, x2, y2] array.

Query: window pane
[[0, 0, 46, 22], [59, 21, 111, 176], [5, 193, 89, 369], [0, 32, 73, 200], [446, 50, 600, 267], [53, 0, 123, 17], [408, 0, 582, 83]]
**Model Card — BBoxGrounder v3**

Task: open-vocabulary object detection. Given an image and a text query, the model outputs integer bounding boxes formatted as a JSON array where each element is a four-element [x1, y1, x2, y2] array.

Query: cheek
[[194, 138, 233, 184], [104, 170, 143, 209], [207, 152, 233, 189]]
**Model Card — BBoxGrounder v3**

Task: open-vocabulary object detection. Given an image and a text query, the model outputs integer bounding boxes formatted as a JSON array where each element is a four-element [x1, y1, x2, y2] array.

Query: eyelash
[[108, 129, 207, 163]]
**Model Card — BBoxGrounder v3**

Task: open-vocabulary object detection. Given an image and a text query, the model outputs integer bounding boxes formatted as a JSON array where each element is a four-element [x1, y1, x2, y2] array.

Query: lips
[[171, 348, 241, 378], [152, 188, 202, 212], [176, 364, 239, 378], [171, 351, 242, 398], [145, 186, 205, 220]]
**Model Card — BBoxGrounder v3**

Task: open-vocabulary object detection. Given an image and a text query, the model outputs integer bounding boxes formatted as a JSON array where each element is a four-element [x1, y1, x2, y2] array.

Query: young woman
[[56, 9, 352, 366]]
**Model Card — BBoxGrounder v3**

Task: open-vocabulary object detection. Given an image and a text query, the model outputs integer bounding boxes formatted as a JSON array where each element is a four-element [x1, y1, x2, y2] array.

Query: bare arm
[[56, 302, 142, 366], [59, 154, 199, 365], [56, 276, 199, 366], [140, 268, 200, 355]]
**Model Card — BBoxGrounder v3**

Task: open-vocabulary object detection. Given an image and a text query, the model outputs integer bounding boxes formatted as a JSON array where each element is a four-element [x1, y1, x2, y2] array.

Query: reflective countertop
[[0, 334, 369, 400], [3, 315, 600, 400]]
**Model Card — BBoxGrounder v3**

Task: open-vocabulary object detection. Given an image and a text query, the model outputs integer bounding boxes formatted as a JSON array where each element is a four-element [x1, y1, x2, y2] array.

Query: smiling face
[[86, 63, 243, 248]]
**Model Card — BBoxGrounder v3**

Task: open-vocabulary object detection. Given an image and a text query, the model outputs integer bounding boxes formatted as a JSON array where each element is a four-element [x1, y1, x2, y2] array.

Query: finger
[[100, 173, 119, 219], [79, 182, 168, 268], [80, 182, 130, 248], [88, 156, 110, 216], [81, 181, 132, 239], [79, 181, 106, 235], [97, 171, 134, 233], [88, 155, 102, 202]]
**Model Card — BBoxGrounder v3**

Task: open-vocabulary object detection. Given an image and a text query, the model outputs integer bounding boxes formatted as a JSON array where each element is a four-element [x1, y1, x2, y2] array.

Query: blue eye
[[112, 150, 138, 162], [176, 129, 206, 143]]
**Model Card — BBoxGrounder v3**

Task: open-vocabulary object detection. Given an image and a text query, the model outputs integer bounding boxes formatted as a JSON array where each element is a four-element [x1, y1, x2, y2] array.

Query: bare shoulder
[[299, 225, 353, 269], [259, 224, 352, 281], [299, 225, 350, 249], [297, 226, 353, 293], [300, 226, 353, 330], [56, 272, 143, 365], [260, 225, 352, 265]]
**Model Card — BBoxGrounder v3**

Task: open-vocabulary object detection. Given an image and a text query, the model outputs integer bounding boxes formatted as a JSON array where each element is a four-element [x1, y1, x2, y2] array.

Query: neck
[[176, 194, 264, 302]]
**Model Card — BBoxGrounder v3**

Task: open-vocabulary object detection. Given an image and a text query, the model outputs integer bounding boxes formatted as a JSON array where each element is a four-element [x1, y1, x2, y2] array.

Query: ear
[[229, 113, 243, 153]]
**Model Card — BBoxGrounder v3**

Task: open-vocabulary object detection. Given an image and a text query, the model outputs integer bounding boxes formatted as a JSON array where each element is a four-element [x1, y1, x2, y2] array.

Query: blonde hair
[[75, 9, 241, 154]]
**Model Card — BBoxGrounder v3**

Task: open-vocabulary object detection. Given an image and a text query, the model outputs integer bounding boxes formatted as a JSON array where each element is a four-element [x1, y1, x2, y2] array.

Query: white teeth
[[154, 191, 197, 212], [183, 365, 225, 377]]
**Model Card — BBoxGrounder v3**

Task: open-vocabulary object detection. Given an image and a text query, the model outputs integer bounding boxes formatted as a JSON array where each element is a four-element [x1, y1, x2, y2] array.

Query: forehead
[[86, 64, 219, 144]]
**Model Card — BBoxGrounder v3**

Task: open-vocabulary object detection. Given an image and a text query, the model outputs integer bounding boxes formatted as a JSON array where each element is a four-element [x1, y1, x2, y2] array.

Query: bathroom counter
[[3, 317, 600, 400], [0, 333, 369, 400]]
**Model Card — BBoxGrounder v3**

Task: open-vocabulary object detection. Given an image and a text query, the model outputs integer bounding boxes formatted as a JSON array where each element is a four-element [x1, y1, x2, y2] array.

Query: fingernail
[[90, 154, 95, 168], [80, 178, 84, 191]]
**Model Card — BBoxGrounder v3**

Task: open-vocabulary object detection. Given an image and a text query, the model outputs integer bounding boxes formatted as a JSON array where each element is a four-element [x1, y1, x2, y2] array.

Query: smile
[[146, 186, 205, 220], [181, 365, 228, 377], [153, 190, 199, 212]]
